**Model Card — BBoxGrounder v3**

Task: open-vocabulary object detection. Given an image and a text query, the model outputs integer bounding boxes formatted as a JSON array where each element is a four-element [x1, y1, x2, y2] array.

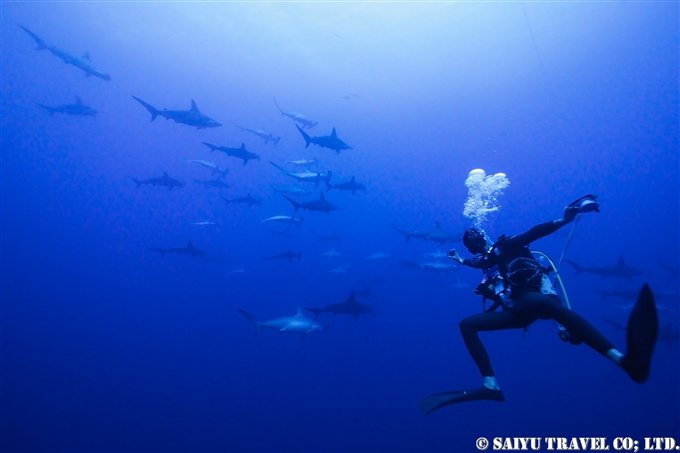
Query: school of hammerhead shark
[[18, 24, 679, 343]]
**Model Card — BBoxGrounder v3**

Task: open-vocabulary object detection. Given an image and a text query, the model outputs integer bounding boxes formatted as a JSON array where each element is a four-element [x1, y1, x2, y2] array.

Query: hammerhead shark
[[270, 161, 331, 187], [38, 96, 97, 116], [296, 125, 352, 154], [394, 222, 458, 244], [221, 194, 261, 208], [187, 159, 228, 177], [151, 241, 205, 257], [203, 142, 260, 165], [267, 250, 303, 262], [19, 25, 111, 81], [132, 96, 221, 129], [566, 257, 643, 280], [193, 178, 230, 190], [283, 193, 338, 214], [238, 308, 328, 337], [261, 215, 304, 228], [130, 172, 183, 190], [273, 98, 317, 129], [325, 176, 365, 195], [306, 291, 373, 320], [236, 126, 281, 145]]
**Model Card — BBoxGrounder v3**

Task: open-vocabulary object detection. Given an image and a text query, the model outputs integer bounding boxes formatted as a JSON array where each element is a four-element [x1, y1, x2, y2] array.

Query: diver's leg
[[459, 311, 531, 388], [525, 286, 658, 383]]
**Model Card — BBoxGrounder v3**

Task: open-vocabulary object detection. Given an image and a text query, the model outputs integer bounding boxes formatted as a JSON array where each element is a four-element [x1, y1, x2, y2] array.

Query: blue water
[[1, 3, 678, 452]]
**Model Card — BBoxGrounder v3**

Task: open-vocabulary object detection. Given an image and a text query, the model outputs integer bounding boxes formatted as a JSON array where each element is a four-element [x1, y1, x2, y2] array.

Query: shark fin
[[283, 194, 301, 212], [320, 192, 326, 201], [296, 125, 312, 148], [269, 161, 286, 173], [273, 97, 284, 115], [190, 100, 199, 112], [19, 25, 48, 50], [202, 142, 217, 152], [82, 52, 91, 61], [37, 103, 54, 115], [331, 127, 337, 137], [74, 96, 83, 105], [296, 307, 305, 316], [132, 96, 159, 121], [618, 257, 626, 266], [566, 259, 584, 274], [237, 309, 260, 335], [162, 171, 169, 177]]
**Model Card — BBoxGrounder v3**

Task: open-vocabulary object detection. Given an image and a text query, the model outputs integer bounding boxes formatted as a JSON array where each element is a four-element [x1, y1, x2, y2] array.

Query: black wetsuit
[[459, 221, 615, 377]]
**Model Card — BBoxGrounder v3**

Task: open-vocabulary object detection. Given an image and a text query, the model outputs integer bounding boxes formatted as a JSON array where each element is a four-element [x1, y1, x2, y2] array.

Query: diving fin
[[621, 284, 658, 383], [420, 386, 505, 415]]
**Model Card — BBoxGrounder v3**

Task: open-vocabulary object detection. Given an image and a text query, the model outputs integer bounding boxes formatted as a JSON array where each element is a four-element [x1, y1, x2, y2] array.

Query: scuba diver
[[421, 195, 658, 414]]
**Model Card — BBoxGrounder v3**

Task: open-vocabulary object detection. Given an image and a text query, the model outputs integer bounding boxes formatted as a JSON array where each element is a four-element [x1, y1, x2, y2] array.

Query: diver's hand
[[562, 205, 579, 224], [447, 249, 463, 264]]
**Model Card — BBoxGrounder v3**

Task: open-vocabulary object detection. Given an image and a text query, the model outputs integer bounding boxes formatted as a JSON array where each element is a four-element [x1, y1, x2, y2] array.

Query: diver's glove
[[447, 249, 463, 264]]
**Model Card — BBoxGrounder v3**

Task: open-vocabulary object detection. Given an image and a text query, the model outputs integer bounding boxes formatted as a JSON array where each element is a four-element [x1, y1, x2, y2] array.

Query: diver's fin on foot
[[622, 283, 658, 383], [420, 386, 505, 415]]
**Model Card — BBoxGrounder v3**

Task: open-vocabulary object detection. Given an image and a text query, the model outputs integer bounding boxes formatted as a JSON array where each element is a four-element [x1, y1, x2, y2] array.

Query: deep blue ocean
[[1, 2, 678, 452]]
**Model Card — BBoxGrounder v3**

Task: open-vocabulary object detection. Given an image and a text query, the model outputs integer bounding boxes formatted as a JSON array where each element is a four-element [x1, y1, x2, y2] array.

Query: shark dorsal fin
[[296, 307, 304, 316], [320, 192, 326, 200], [347, 291, 357, 304], [74, 96, 83, 105], [187, 241, 194, 248], [163, 171, 169, 177], [618, 256, 626, 266], [240, 143, 246, 150], [350, 176, 355, 182], [82, 52, 91, 61], [434, 221, 442, 229], [190, 100, 199, 112], [331, 127, 337, 137]]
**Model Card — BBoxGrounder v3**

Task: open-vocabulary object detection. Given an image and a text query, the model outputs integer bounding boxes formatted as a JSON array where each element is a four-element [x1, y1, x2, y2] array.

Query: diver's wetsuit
[[459, 221, 615, 378]]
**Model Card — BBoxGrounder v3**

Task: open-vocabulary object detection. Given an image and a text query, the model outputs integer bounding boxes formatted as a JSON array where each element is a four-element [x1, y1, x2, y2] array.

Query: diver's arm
[[448, 249, 485, 268], [507, 204, 581, 247]]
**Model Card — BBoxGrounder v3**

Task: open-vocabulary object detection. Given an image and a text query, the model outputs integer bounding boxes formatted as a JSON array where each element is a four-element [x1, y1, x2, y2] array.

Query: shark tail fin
[[269, 161, 286, 173], [237, 309, 260, 335], [283, 194, 301, 212], [393, 227, 411, 242], [565, 259, 584, 274], [296, 125, 312, 148], [129, 176, 142, 188], [202, 142, 217, 152], [132, 96, 159, 121], [305, 307, 322, 319], [19, 25, 47, 50], [273, 97, 284, 116], [37, 103, 54, 115], [324, 180, 333, 192]]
